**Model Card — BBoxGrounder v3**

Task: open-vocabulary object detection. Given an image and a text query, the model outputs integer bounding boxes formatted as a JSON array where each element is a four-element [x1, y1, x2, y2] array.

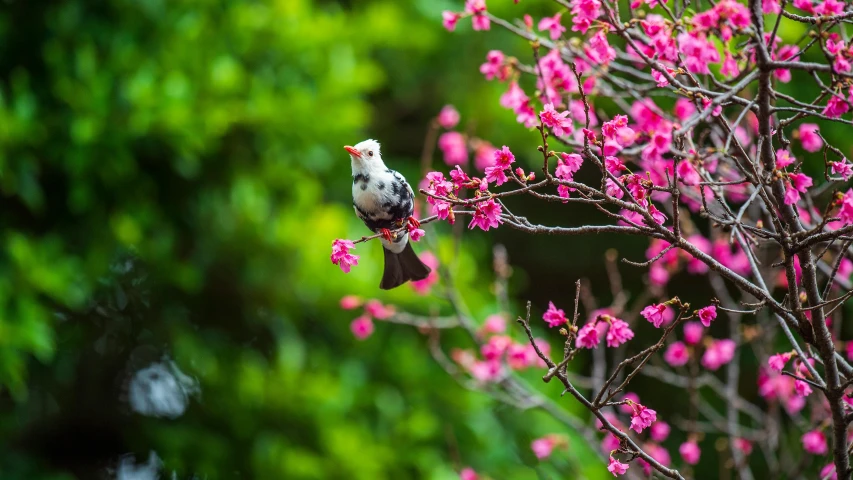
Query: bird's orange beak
[[344, 145, 361, 158]]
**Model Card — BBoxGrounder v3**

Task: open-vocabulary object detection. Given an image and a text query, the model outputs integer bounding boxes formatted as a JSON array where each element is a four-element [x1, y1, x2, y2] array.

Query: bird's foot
[[380, 228, 393, 242], [407, 216, 421, 228]]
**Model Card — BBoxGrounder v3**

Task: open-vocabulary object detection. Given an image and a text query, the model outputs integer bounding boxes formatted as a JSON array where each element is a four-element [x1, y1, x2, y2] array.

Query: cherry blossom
[[438, 132, 468, 166], [576, 322, 601, 349], [411, 252, 439, 294], [664, 341, 689, 367], [540, 103, 574, 137], [683, 322, 704, 345], [768, 352, 793, 371], [697, 305, 717, 327], [607, 457, 629, 476], [606, 318, 634, 347], [438, 105, 460, 129], [702, 339, 736, 370], [641, 303, 668, 328], [799, 123, 823, 152], [331, 239, 359, 273], [803, 430, 828, 455], [468, 199, 503, 231], [679, 441, 701, 465], [350, 315, 374, 340], [460, 468, 479, 480], [538, 13, 566, 40], [339, 295, 362, 310], [630, 403, 657, 433], [650, 421, 671, 442], [542, 301, 568, 327]]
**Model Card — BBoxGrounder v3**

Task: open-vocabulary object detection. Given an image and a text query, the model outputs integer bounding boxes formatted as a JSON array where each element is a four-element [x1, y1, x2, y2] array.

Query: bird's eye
[[368, 151, 374, 157]]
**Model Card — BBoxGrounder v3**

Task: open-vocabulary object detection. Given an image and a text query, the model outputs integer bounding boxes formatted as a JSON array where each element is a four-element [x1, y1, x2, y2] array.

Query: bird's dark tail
[[380, 242, 431, 290]]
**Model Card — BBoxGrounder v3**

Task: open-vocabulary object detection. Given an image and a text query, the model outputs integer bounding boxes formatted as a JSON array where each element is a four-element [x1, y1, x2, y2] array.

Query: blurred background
[[0, 0, 844, 479]]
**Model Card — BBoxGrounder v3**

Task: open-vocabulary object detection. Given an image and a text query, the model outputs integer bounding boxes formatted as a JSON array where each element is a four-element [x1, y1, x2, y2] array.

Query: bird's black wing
[[386, 168, 414, 221]]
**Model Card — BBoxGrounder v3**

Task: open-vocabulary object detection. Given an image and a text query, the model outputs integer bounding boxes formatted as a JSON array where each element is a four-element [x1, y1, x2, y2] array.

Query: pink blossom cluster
[[331, 239, 359, 273], [451, 327, 550, 382], [340, 297, 395, 340], [442, 0, 489, 32], [573, 310, 635, 349]]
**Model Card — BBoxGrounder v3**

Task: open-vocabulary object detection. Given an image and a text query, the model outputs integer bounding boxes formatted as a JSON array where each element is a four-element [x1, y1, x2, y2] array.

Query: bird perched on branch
[[345, 139, 431, 289]]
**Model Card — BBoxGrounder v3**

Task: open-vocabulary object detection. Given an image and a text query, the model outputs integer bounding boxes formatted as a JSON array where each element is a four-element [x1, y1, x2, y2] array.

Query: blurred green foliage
[[0, 0, 609, 478], [3, 0, 843, 478]]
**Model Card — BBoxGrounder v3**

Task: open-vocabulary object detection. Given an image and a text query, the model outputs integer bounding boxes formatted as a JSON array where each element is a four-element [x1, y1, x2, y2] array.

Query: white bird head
[[344, 139, 385, 173]]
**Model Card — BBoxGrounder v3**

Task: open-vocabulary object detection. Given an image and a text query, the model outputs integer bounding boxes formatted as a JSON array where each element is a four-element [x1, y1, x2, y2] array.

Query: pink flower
[[469, 199, 503, 231], [531, 435, 563, 459], [485, 166, 508, 186], [697, 305, 717, 327], [576, 322, 601, 349], [470, 359, 502, 382], [608, 457, 630, 476], [465, 0, 490, 31], [619, 392, 640, 414], [540, 103, 574, 137], [641, 303, 668, 328], [351, 315, 374, 340], [684, 322, 704, 345], [677, 31, 720, 74], [795, 379, 813, 397], [538, 13, 566, 40], [481, 314, 507, 335], [734, 438, 753, 455], [450, 166, 470, 188], [585, 31, 617, 65], [648, 203, 667, 225], [474, 141, 497, 172], [679, 441, 701, 465], [409, 226, 425, 242], [721, 51, 740, 78], [556, 153, 584, 180], [442, 11, 461, 31], [821, 463, 838, 480], [676, 160, 701, 186], [438, 105, 460, 129], [650, 421, 671, 442], [481, 335, 512, 360], [339, 295, 362, 310], [701, 339, 736, 370], [768, 352, 792, 371], [664, 341, 690, 367], [630, 404, 657, 433], [825, 95, 851, 118], [606, 319, 634, 347], [480, 50, 505, 81], [365, 299, 394, 319], [840, 189, 853, 224], [500, 82, 528, 110], [438, 132, 468, 166], [411, 251, 439, 294], [494, 145, 516, 168], [802, 430, 828, 455], [331, 239, 359, 273], [606, 157, 627, 175], [460, 467, 479, 480], [832, 161, 853, 180], [543, 301, 568, 327], [785, 173, 813, 205], [601, 433, 620, 453], [822, 0, 845, 13], [776, 149, 795, 168], [793, 0, 814, 12], [799, 123, 823, 152]]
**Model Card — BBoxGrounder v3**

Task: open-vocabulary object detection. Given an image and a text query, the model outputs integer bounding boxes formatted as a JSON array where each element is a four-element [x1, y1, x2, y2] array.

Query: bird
[[345, 139, 431, 289]]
